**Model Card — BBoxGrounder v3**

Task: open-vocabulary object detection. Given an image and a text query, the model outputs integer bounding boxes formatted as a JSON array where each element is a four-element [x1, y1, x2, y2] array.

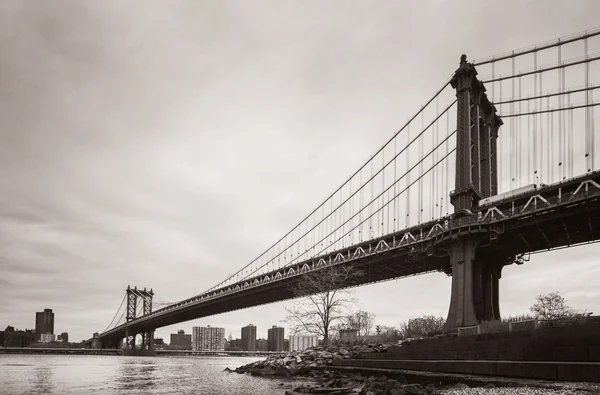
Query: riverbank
[[0, 346, 121, 355], [229, 344, 600, 395]]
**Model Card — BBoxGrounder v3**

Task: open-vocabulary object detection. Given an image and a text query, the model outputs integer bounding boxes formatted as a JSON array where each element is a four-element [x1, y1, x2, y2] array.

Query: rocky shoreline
[[226, 343, 600, 395]]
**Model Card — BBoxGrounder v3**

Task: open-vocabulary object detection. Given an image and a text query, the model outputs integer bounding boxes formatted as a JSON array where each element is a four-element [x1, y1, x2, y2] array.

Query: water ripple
[[0, 355, 285, 395]]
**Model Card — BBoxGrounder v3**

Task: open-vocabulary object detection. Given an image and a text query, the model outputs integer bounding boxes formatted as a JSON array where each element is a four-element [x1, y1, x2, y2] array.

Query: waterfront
[[0, 355, 296, 395]]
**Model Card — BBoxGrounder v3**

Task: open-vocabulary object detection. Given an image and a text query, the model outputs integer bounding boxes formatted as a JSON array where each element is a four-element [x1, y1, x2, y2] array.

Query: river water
[[0, 354, 295, 395]]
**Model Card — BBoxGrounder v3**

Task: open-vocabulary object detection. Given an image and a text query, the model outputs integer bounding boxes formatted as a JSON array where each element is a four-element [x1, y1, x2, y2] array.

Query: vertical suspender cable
[[539, 63, 544, 183], [430, 98, 441, 219], [558, 43, 562, 180], [348, 177, 352, 247], [419, 111, 424, 224], [382, 150, 385, 236], [444, 110, 448, 215], [359, 170, 363, 242], [548, 95, 552, 182], [369, 159, 374, 239], [493, 61, 500, 190], [585, 37, 591, 172], [406, 124, 411, 227], [568, 93, 573, 177], [533, 51, 538, 186], [511, 57, 515, 191], [516, 70, 520, 187], [393, 131, 397, 232], [561, 45, 566, 179], [330, 196, 334, 250]]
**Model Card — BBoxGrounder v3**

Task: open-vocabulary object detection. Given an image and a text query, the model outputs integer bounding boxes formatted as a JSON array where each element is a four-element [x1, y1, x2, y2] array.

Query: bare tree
[[399, 315, 445, 339], [346, 310, 376, 336], [529, 292, 575, 320], [284, 265, 361, 343]]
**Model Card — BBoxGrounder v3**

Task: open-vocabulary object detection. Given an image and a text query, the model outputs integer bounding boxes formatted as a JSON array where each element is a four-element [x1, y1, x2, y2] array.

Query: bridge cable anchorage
[[201, 78, 455, 294], [233, 101, 458, 283], [472, 26, 600, 66]]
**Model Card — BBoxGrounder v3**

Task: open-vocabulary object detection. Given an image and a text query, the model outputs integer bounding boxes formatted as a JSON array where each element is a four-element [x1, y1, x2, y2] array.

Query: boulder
[[401, 384, 425, 395]]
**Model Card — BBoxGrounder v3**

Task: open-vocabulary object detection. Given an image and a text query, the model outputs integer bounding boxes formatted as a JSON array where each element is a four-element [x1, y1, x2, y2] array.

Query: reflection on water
[[116, 360, 158, 392], [0, 355, 295, 395], [32, 365, 54, 394]]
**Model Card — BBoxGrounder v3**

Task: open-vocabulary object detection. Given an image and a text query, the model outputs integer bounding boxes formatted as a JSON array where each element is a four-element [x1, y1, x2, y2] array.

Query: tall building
[[170, 329, 192, 350], [192, 326, 225, 351], [241, 324, 256, 351], [289, 335, 319, 351], [267, 326, 285, 352], [35, 309, 54, 339]]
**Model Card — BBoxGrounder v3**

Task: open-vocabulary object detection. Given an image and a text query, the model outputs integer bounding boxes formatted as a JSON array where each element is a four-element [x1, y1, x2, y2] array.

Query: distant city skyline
[[1, 1, 599, 342]]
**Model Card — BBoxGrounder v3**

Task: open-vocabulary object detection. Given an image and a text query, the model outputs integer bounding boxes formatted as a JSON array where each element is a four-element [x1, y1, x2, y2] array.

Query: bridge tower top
[[449, 54, 503, 214], [125, 285, 154, 322]]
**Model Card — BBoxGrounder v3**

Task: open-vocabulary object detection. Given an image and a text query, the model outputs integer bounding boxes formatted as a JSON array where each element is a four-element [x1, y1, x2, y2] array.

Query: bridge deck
[[98, 171, 600, 341]]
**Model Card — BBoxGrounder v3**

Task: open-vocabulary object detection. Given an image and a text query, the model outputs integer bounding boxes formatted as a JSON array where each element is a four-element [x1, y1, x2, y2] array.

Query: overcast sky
[[1, 0, 599, 343]]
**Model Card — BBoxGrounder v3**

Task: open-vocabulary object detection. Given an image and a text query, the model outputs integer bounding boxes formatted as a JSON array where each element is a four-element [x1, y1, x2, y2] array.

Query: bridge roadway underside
[[99, 176, 600, 344]]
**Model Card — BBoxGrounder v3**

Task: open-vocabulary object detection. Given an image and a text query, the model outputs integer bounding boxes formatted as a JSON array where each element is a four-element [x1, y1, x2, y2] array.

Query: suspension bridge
[[86, 28, 600, 352]]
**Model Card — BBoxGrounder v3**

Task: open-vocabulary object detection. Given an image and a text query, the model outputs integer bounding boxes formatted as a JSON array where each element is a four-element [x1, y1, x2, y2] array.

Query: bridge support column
[[445, 54, 505, 331], [445, 237, 507, 330], [445, 237, 479, 328], [140, 331, 154, 350]]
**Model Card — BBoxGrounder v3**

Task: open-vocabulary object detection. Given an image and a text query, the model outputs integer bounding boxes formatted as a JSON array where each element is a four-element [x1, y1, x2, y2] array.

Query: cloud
[[1, 0, 599, 342]]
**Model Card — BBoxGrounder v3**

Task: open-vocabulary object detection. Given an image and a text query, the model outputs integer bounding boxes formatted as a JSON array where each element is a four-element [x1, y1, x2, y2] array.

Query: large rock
[[400, 384, 425, 395]]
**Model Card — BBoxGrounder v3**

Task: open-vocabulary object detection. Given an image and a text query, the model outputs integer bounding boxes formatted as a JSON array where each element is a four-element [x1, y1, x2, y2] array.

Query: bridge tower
[[445, 55, 510, 329], [124, 285, 154, 350]]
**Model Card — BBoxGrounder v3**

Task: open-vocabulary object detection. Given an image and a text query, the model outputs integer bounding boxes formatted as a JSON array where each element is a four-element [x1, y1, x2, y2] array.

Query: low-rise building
[[0, 326, 37, 347], [40, 333, 55, 343], [289, 335, 319, 351], [256, 338, 268, 351], [170, 329, 192, 350]]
